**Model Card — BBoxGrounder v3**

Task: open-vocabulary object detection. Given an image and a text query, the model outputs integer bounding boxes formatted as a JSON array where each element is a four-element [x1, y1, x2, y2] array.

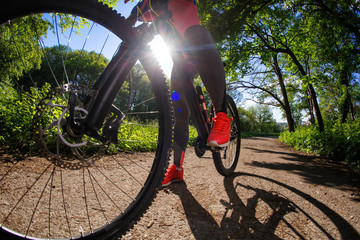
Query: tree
[[288, 0, 360, 123], [253, 105, 278, 132], [0, 16, 49, 84], [198, 0, 360, 130], [199, 0, 360, 131], [245, 2, 325, 131], [238, 104, 279, 133], [200, 1, 315, 132], [18, 46, 109, 90]]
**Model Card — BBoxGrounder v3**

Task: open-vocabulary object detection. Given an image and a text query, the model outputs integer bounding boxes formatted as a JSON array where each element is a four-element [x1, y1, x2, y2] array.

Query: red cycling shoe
[[207, 112, 233, 147], [162, 164, 184, 187]]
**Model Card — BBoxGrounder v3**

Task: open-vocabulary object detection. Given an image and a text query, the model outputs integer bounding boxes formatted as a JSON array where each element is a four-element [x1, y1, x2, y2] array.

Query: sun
[[149, 35, 173, 77]]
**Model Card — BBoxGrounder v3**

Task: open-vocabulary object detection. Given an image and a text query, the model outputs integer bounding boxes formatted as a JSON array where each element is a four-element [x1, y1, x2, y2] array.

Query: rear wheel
[[0, 0, 171, 239], [212, 95, 241, 176]]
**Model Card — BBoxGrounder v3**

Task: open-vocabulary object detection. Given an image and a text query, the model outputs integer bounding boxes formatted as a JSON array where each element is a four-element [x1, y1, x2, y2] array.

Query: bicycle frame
[[82, 9, 211, 144]]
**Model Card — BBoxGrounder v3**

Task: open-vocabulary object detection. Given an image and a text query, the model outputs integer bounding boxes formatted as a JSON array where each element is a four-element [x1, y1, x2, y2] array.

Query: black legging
[[184, 25, 227, 114], [171, 25, 227, 167]]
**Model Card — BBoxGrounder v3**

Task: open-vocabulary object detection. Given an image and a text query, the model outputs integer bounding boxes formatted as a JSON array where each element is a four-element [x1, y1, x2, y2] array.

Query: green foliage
[[0, 82, 162, 153], [279, 120, 360, 168], [188, 125, 198, 147], [115, 119, 160, 152], [114, 64, 157, 122], [0, 16, 49, 82], [99, 0, 122, 8], [238, 104, 281, 134], [199, 0, 360, 131], [0, 81, 51, 151]]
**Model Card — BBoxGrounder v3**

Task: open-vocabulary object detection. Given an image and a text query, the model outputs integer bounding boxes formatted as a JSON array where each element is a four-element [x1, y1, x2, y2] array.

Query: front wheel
[[212, 95, 241, 176], [0, 0, 172, 239]]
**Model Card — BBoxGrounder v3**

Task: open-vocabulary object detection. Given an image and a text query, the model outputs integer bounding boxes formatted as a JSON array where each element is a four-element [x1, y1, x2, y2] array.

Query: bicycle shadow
[[167, 172, 360, 240], [244, 146, 360, 198]]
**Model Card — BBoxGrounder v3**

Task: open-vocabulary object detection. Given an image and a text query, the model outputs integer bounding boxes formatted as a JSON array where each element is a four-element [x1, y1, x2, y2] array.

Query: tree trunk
[[341, 88, 351, 123], [272, 54, 295, 132], [308, 83, 324, 132], [250, 24, 324, 131], [307, 91, 315, 125], [286, 48, 324, 132], [339, 68, 352, 123]]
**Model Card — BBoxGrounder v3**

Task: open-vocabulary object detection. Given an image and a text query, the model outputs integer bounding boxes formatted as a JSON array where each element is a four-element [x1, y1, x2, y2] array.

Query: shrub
[[116, 119, 160, 152], [0, 82, 51, 152], [279, 120, 360, 169]]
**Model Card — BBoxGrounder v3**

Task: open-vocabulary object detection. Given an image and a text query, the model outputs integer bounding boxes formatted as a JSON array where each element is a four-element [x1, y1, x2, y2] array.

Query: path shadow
[[244, 146, 360, 197], [167, 172, 360, 240]]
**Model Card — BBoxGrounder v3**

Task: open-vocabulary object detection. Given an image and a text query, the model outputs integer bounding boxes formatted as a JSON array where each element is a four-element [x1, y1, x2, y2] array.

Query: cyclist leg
[[184, 25, 227, 113], [184, 26, 233, 147], [168, 0, 226, 113], [172, 72, 190, 169], [168, 0, 231, 147], [162, 61, 197, 186]]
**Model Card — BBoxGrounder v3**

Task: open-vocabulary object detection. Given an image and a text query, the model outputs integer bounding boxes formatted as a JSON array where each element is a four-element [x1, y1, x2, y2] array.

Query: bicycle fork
[[71, 40, 154, 143], [83, 25, 157, 143], [84, 41, 138, 132]]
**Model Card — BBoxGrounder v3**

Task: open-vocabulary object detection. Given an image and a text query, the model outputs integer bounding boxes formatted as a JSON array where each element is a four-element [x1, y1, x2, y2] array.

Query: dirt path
[[123, 137, 360, 239]]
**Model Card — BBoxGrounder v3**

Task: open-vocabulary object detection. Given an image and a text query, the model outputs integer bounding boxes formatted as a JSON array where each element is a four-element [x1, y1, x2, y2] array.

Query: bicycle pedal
[[211, 147, 222, 152]]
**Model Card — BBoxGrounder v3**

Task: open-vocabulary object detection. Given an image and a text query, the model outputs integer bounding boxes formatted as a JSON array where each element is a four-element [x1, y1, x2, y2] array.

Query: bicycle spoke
[[63, 15, 77, 67], [72, 21, 95, 82], [92, 165, 134, 204], [127, 111, 160, 115], [0, 161, 19, 184], [131, 96, 156, 109], [31, 16, 63, 90], [87, 168, 109, 224], [54, 14, 71, 84], [25, 166, 56, 236], [99, 31, 112, 58], [83, 168, 92, 234], [110, 154, 145, 186], [48, 167, 55, 238], [87, 169, 123, 213], [2, 162, 53, 226], [60, 168, 72, 238], [5, 24, 36, 96]]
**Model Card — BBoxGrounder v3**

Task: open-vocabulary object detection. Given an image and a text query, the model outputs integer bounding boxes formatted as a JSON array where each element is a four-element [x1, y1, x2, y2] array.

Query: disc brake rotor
[[33, 86, 103, 169]]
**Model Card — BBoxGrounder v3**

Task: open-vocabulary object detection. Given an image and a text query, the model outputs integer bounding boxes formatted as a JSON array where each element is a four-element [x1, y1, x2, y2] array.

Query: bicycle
[[0, 0, 241, 239]]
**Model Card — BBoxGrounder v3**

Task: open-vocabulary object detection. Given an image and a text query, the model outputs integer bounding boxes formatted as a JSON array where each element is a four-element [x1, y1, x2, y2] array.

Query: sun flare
[[149, 35, 173, 76]]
